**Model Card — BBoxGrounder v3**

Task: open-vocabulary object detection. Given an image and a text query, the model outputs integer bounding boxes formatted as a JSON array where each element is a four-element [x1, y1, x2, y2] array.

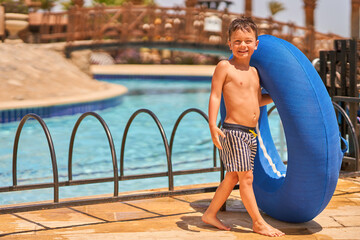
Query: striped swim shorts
[[219, 122, 257, 172]]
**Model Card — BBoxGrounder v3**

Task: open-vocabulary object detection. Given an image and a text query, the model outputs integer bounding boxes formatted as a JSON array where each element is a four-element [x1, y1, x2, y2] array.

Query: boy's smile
[[237, 49, 249, 56]]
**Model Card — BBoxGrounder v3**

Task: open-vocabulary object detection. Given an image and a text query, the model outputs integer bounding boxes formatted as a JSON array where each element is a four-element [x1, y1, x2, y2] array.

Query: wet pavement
[[0, 176, 359, 240]]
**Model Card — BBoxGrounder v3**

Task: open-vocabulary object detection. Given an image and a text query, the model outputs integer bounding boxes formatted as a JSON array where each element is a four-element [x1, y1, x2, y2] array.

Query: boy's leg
[[202, 172, 238, 230], [237, 170, 285, 237]]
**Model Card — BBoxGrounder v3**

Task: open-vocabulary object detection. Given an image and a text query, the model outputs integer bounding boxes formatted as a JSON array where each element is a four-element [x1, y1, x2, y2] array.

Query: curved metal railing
[[267, 105, 277, 116], [11, 113, 59, 203], [169, 108, 209, 157], [119, 109, 174, 191], [169, 108, 223, 179], [2, 104, 357, 213], [216, 120, 224, 181], [68, 112, 119, 197], [267, 103, 359, 170], [2, 108, 219, 213], [333, 102, 360, 170]]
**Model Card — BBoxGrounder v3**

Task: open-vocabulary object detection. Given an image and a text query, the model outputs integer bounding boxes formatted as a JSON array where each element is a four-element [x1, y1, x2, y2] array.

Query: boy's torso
[[222, 62, 260, 128]]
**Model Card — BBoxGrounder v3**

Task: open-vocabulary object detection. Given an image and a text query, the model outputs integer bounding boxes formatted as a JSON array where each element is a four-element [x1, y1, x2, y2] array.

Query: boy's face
[[228, 29, 258, 60]]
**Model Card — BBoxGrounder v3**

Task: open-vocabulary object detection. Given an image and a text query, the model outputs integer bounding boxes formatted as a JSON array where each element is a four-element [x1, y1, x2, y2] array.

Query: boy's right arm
[[209, 61, 227, 149]]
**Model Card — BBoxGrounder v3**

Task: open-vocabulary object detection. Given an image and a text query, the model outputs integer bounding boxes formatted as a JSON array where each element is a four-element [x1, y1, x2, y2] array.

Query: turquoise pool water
[[0, 78, 286, 205]]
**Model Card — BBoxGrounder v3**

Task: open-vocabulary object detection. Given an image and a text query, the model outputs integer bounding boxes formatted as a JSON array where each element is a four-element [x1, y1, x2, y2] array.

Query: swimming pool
[[0, 78, 286, 205]]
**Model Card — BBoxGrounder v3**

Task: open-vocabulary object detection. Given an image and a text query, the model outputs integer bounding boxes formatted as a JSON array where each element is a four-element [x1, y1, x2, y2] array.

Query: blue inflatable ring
[[220, 35, 343, 223]]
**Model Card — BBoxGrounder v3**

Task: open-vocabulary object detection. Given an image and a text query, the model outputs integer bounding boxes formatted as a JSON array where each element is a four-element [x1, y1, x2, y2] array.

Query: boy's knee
[[225, 172, 239, 184], [238, 171, 253, 186]]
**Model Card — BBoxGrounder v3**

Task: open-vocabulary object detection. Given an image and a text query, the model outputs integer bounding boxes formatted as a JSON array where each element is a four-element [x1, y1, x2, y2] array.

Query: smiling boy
[[201, 17, 285, 237]]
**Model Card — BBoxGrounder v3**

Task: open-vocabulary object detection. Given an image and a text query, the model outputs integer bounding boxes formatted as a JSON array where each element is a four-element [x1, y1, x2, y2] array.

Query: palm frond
[[269, 1, 285, 16]]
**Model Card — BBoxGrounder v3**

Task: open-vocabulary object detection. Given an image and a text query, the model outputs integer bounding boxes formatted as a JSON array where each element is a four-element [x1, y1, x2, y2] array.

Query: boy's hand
[[210, 126, 225, 150]]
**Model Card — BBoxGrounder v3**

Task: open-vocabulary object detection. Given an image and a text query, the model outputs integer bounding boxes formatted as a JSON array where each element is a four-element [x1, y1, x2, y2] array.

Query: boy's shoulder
[[250, 66, 258, 74], [216, 59, 231, 68], [215, 60, 231, 73]]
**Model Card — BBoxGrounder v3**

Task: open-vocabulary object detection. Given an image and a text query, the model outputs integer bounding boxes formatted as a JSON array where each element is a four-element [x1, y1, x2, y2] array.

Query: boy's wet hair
[[228, 16, 258, 40]]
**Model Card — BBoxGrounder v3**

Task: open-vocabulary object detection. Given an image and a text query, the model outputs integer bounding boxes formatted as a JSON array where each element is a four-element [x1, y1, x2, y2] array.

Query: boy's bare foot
[[202, 213, 231, 231], [253, 220, 285, 237]]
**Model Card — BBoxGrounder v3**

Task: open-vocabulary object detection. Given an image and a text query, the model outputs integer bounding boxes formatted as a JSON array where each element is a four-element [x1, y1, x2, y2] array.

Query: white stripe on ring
[[256, 124, 286, 177]]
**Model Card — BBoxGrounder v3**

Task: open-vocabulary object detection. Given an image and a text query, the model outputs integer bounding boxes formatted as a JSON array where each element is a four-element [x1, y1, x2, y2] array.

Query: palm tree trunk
[[245, 0, 252, 16], [351, 0, 360, 39], [303, 0, 317, 27]]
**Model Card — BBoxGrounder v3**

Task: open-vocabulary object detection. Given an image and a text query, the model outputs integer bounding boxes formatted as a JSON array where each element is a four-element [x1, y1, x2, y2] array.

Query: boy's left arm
[[254, 67, 273, 106], [258, 88, 273, 106]]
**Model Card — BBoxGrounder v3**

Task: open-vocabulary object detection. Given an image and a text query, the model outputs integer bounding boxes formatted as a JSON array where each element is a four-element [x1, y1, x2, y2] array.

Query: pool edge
[[0, 84, 128, 124]]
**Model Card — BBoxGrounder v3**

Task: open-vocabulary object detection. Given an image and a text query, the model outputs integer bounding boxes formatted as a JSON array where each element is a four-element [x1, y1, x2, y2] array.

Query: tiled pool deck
[[0, 177, 359, 239]]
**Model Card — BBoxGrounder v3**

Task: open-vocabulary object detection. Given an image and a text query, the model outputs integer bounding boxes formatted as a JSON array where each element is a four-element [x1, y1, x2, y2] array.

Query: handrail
[[12, 114, 59, 203], [2, 104, 359, 213], [213, 120, 222, 167], [267, 105, 277, 116], [37, 4, 340, 60], [332, 102, 360, 170], [169, 108, 223, 178], [68, 112, 119, 197], [267, 103, 359, 170], [217, 121, 224, 181], [119, 109, 174, 191], [1, 108, 235, 213], [169, 108, 209, 161]]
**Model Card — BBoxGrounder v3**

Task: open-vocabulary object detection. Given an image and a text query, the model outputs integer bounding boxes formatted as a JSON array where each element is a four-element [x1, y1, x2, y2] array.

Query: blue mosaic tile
[[0, 96, 124, 124]]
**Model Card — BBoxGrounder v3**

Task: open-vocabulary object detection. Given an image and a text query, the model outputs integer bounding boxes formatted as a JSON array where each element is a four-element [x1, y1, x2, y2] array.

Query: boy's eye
[[233, 40, 252, 45]]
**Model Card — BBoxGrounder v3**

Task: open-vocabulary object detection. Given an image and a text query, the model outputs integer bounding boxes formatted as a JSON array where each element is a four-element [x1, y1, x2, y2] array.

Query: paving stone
[[72, 202, 158, 222], [0, 213, 43, 235], [332, 215, 360, 227], [311, 227, 360, 240], [15, 207, 104, 228]]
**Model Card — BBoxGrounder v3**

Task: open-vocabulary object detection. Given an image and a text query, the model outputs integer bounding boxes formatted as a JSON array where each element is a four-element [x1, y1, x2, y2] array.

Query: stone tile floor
[[0, 177, 359, 240]]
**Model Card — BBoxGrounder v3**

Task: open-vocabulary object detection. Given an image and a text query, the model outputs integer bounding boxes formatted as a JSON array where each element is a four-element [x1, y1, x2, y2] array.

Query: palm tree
[[39, 0, 58, 11], [268, 0, 285, 17]]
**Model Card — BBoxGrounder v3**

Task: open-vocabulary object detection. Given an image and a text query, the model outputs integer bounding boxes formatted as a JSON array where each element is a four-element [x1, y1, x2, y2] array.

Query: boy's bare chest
[[225, 71, 259, 89]]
